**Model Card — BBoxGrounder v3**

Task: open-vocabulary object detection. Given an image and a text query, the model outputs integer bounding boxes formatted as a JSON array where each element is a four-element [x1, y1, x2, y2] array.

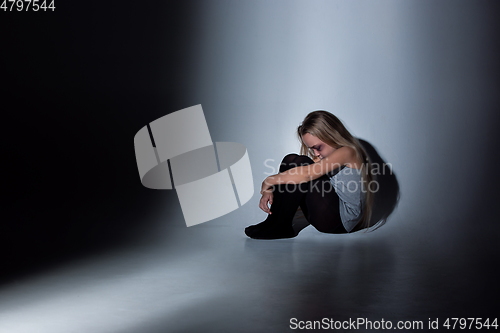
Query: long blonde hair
[[297, 110, 375, 232]]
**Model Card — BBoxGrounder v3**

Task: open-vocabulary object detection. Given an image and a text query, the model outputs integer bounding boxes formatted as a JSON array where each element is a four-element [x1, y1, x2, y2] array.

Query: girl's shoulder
[[338, 146, 362, 170]]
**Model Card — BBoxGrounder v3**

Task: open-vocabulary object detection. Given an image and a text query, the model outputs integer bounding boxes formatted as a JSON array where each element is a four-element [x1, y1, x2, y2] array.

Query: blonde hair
[[297, 110, 375, 232]]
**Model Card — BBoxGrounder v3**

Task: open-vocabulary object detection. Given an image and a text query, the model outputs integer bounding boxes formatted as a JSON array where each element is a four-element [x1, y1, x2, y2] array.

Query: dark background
[[1, 1, 199, 276]]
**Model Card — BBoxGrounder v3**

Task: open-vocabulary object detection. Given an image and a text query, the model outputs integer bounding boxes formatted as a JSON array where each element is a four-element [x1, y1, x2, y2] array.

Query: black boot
[[245, 154, 315, 239], [244, 184, 299, 239]]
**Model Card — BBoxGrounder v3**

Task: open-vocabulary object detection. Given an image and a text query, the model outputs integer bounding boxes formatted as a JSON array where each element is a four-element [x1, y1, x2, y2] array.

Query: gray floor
[[0, 206, 497, 333]]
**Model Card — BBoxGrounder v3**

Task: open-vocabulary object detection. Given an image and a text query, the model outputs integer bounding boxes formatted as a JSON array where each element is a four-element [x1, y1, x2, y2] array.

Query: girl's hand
[[259, 189, 274, 214]]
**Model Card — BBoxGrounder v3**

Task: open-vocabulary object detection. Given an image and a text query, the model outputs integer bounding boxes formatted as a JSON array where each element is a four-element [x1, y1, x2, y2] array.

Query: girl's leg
[[245, 154, 311, 239], [299, 177, 347, 234], [291, 155, 347, 234], [245, 154, 346, 239]]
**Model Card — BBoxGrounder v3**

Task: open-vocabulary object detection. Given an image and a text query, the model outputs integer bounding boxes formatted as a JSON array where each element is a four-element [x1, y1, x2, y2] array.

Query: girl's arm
[[260, 147, 356, 194]]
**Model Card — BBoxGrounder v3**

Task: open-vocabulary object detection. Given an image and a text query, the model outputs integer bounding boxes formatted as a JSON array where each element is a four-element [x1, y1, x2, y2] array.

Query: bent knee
[[280, 154, 313, 172], [281, 153, 299, 164]]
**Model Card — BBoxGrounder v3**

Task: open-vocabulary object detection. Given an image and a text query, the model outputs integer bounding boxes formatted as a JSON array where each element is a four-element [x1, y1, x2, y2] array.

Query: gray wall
[[162, 0, 499, 245]]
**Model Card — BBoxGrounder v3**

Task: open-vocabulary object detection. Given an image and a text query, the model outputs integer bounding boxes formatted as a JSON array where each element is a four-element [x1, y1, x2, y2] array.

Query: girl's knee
[[280, 153, 314, 173], [280, 153, 299, 172], [281, 153, 299, 164], [280, 153, 313, 165], [294, 155, 314, 165]]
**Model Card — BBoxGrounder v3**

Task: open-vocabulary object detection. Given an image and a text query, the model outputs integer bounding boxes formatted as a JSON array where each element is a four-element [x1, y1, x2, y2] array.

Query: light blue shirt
[[329, 167, 366, 232]]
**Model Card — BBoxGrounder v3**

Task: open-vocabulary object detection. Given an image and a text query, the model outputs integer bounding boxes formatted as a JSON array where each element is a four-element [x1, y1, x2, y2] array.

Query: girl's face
[[302, 133, 338, 160]]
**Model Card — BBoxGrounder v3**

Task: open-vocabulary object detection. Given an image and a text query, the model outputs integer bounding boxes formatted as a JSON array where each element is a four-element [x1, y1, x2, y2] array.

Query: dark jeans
[[272, 153, 347, 234]]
